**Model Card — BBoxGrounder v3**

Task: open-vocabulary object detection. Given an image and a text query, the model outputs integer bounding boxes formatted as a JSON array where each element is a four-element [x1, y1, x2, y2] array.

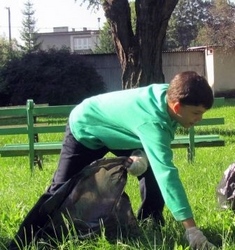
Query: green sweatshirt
[[69, 84, 193, 221]]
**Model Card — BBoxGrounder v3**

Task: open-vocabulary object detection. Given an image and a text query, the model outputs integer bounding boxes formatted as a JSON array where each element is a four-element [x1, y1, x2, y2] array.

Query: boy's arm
[[137, 123, 216, 248]]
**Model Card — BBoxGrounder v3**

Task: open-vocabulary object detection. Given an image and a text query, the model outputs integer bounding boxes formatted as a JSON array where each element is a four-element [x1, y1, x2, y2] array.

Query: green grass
[[1, 99, 235, 249]]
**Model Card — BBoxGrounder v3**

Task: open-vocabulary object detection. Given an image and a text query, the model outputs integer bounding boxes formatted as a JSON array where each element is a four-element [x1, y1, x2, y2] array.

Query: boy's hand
[[185, 227, 217, 249]]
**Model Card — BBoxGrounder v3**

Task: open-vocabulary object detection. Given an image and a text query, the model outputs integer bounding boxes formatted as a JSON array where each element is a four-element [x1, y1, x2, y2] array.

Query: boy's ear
[[172, 102, 181, 113]]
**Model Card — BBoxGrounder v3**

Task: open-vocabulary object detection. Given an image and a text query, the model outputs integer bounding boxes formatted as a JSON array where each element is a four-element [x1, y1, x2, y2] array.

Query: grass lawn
[[0, 99, 235, 249]]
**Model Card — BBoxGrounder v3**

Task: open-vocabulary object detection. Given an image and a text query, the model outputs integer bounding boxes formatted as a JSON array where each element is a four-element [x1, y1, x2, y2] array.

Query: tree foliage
[[19, 0, 41, 53], [165, 0, 212, 50], [0, 48, 106, 106], [94, 22, 115, 53], [0, 38, 11, 67], [165, 0, 235, 50], [195, 0, 235, 48], [0, 38, 22, 108]]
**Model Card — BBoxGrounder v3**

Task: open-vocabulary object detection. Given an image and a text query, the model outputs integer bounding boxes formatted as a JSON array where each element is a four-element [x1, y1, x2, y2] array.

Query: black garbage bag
[[35, 156, 140, 243]]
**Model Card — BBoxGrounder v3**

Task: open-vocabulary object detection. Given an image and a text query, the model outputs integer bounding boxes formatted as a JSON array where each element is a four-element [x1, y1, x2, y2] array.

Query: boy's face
[[173, 103, 207, 128]]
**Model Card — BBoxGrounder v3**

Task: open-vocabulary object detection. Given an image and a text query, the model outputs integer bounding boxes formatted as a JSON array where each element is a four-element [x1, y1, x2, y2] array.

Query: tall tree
[[20, 0, 41, 53], [94, 2, 136, 54], [81, 0, 179, 89]]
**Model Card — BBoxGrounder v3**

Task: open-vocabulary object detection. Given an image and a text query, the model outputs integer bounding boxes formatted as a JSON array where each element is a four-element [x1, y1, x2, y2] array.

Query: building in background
[[36, 26, 100, 54], [35, 29, 235, 95]]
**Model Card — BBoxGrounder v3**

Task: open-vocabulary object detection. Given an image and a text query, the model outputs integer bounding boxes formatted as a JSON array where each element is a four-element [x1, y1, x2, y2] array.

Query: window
[[73, 37, 91, 50]]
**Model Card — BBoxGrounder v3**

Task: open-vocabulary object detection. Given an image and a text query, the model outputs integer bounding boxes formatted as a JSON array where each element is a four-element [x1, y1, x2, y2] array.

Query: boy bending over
[[9, 71, 216, 249]]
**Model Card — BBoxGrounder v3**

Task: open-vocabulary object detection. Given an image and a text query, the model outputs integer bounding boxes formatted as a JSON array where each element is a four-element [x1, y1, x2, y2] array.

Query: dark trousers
[[9, 124, 164, 249]]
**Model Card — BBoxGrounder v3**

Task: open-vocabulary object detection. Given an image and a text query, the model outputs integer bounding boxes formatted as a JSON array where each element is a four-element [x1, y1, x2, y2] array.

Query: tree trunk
[[102, 0, 179, 89]]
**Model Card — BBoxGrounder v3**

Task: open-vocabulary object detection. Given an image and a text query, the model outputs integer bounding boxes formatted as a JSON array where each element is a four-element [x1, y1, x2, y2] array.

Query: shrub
[[0, 48, 106, 105]]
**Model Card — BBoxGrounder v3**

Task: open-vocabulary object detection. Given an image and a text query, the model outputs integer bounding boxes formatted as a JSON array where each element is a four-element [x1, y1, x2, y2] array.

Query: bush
[[0, 48, 106, 105]]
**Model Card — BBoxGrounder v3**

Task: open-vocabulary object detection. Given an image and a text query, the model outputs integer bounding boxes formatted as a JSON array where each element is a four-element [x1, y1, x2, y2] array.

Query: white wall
[[214, 48, 235, 92]]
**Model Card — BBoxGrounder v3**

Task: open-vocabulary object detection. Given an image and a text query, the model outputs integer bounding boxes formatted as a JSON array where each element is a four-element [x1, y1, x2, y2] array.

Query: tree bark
[[102, 0, 179, 89]]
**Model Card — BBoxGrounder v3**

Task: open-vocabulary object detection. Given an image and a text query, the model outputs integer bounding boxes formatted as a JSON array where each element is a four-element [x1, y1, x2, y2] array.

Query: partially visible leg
[[9, 124, 109, 249], [137, 166, 165, 226]]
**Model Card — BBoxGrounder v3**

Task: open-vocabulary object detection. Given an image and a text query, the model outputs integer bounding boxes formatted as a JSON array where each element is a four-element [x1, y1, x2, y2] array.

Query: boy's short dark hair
[[167, 71, 214, 109]]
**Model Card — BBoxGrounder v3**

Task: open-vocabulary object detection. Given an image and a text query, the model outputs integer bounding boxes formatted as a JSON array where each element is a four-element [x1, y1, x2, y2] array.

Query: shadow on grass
[[0, 236, 11, 250], [203, 228, 222, 248], [198, 129, 235, 137], [203, 225, 235, 249]]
